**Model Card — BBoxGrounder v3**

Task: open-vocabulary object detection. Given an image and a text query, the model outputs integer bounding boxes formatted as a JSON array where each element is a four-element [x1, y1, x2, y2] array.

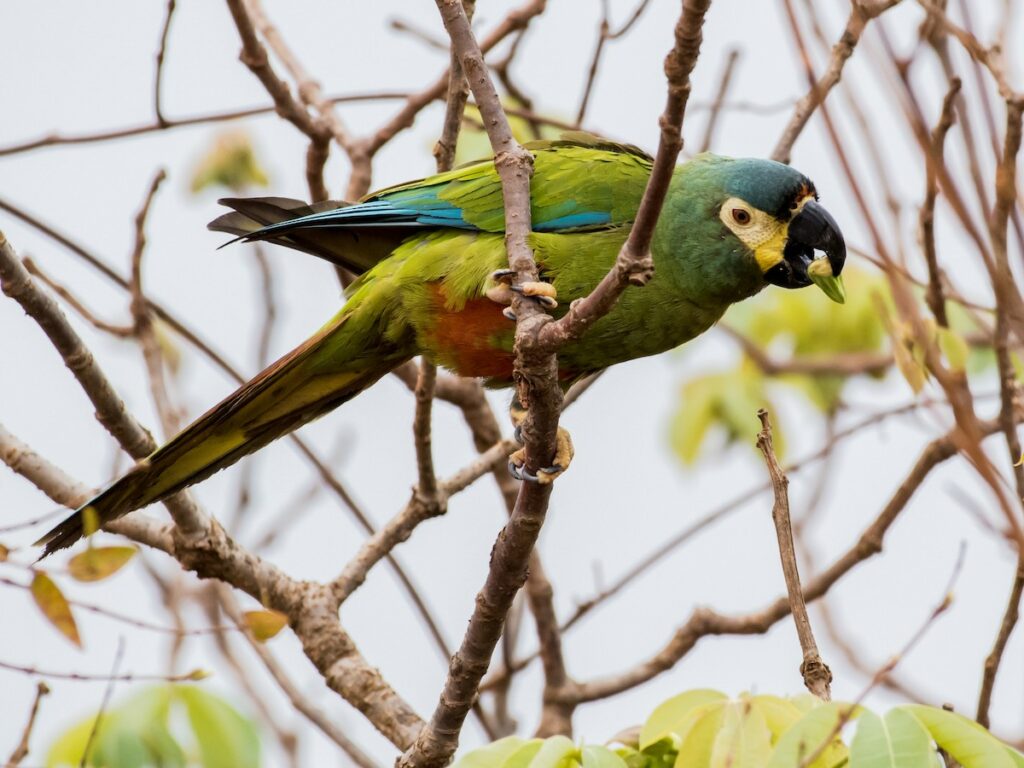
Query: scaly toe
[[511, 281, 558, 308], [536, 464, 564, 484], [486, 284, 515, 305]]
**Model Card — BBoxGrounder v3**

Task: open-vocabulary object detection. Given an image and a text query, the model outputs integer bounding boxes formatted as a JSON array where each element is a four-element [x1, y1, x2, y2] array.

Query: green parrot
[[36, 134, 845, 557]]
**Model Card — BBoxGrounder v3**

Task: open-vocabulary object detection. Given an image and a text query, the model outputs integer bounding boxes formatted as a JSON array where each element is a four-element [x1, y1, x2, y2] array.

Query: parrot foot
[[507, 399, 574, 484], [508, 427, 574, 484], [486, 270, 558, 313]]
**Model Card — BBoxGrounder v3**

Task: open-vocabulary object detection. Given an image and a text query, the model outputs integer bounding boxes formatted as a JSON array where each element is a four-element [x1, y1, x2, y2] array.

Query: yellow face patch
[[719, 194, 815, 273]]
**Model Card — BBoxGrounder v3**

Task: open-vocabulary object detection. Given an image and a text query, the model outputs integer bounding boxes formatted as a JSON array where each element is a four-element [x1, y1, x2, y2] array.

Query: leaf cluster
[[454, 688, 1024, 768]]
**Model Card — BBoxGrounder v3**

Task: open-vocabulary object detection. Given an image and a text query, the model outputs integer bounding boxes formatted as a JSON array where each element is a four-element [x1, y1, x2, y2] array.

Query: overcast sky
[[1, 1, 1022, 765]]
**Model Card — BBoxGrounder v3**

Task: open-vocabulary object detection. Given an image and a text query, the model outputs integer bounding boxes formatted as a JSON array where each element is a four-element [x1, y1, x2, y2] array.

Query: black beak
[[764, 200, 846, 289]]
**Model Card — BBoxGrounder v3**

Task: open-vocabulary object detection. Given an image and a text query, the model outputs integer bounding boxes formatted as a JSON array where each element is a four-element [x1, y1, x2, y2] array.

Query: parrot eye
[[731, 208, 752, 226]]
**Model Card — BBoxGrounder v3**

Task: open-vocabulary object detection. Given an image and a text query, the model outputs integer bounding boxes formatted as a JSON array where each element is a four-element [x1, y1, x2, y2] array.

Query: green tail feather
[[36, 314, 407, 558]]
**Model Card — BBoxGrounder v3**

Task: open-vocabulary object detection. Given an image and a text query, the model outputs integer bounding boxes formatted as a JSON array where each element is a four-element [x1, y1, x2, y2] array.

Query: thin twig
[[0, 92, 409, 158], [697, 48, 740, 153], [771, 0, 903, 164], [21, 257, 133, 337], [0, 230, 207, 537], [80, 637, 126, 767], [561, 420, 1005, 704], [214, 585, 379, 768], [4, 681, 49, 767], [0, 657, 202, 684], [921, 77, 961, 327], [976, 557, 1024, 728], [798, 545, 964, 768], [756, 410, 832, 701], [128, 169, 182, 439], [154, 0, 176, 126]]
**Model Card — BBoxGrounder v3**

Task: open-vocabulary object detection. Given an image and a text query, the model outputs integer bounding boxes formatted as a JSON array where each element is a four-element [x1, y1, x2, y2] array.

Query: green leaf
[[582, 745, 629, 768], [710, 700, 772, 767], [501, 740, 544, 768], [46, 686, 184, 768], [68, 546, 136, 582], [529, 736, 579, 768], [31, 571, 81, 647], [849, 708, 934, 768], [937, 327, 969, 372], [640, 689, 728, 749], [176, 685, 261, 768], [900, 705, 1015, 768], [766, 702, 854, 768], [455, 737, 531, 768], [672, 702, 726, 768], [752, 695, 805, 742]]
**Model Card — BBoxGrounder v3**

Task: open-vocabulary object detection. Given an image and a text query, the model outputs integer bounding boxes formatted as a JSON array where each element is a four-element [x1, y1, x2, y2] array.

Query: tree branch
[[756, 410, 832, 701]]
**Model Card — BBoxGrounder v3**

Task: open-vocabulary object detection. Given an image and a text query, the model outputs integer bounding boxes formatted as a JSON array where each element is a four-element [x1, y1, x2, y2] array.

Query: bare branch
[[565, 420, 1004, 703], [772, 0, 903, 164], [756, 410, 832, 701], [154, 0, 176, 126], [922, 78, 961, 328], [697, 48, 740, 153], [81, 637, 126, 768], [0, 230, 207, 537], [213, 585, 380, 768], [535, 0, 712, 351], [4, 682, 49, 767]]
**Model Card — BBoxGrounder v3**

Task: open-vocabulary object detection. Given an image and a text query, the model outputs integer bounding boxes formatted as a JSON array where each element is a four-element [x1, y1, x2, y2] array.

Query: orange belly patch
[[425, 285, 515, 380]]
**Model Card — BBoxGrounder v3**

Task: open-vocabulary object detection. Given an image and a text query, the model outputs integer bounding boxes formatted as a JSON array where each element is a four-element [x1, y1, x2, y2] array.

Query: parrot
[[35, 133, 845, 558]]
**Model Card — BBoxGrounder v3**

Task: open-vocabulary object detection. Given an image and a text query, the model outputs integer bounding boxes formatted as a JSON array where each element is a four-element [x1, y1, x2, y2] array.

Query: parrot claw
[[490, 268, 516, 284], [511, 282, 558, 308], [502, 306, 518, 321], [508, 457, 538, 483], [507, 426, 574, 485]]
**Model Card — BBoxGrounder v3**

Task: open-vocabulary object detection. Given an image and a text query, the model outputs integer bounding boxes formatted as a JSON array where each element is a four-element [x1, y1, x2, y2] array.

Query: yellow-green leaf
[[529, 736, 579, 768], [900, 706, 1015, 768], [31, 571, 81, 647], [501, 740, 544, 768], [68, 546, 136, 582], [641, 689, 728, 749], [673, 702, 726, 768], [752, 695, 805, 742], [582, 745, 628, 768], [190, 130, 269, 194], [849, 708, 934, 768], [243, 609, 288, 642], [176, 686, 260, 768], [766, 702, 854, 768], [937, 327, 970, 372], [454, 737, 531, 768], [710, 700, 772, 767]]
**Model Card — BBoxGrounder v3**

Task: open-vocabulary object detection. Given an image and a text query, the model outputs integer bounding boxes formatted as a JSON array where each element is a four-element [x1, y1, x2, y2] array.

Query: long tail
[[36, 314, 408, 558]]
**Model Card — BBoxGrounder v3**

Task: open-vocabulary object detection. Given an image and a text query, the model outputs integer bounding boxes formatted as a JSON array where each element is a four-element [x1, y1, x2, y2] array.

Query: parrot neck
[[650, 167, 767, 310]]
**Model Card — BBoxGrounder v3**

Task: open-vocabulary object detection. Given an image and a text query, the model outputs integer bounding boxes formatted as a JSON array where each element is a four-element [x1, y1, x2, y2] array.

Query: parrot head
[[663, 154, 847, 305]]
